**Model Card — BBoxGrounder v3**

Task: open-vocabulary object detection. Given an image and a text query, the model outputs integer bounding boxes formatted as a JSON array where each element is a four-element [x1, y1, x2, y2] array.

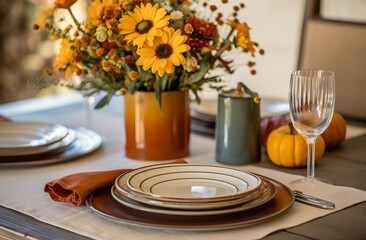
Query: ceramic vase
[[124, 91, 190, 160]]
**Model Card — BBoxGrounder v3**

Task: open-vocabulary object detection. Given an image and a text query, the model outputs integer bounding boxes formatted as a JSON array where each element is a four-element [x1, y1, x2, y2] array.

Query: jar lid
[[221, 82, 260, 102], [227, 85, 251, 98]]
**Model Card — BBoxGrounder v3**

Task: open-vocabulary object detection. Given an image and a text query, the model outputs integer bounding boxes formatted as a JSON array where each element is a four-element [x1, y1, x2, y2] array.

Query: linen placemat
[[54, 166, 366, 240], [2, 162, 365, 240]]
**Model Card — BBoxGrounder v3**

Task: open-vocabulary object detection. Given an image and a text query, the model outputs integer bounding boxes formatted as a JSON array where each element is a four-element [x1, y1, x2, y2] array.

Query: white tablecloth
[[1, 102, 366, 240]]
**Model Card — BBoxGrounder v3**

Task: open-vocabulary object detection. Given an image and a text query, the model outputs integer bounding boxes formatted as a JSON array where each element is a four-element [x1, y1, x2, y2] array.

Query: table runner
[[1, 134, 366, 240]]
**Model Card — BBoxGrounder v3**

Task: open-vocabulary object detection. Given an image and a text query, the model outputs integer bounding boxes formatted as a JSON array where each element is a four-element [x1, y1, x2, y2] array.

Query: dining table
[[0, 93, 365, 240]]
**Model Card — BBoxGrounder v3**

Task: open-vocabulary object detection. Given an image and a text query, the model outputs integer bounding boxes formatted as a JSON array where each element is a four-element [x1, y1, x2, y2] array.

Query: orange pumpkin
[[266, 124, 325, 168], [321, 112, 347, 149]]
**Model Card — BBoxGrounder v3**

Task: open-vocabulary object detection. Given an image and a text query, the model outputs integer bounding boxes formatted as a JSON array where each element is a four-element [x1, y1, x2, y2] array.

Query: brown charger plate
[[86, 176, 294, 231]]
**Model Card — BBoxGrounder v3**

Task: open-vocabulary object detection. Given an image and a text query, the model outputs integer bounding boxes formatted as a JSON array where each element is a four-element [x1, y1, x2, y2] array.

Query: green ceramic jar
[[215, 83, 261, 165]]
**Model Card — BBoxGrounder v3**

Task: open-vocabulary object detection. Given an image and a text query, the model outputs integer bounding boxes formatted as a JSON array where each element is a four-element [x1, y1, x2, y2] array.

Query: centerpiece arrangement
[[34, 0, 263, 160]]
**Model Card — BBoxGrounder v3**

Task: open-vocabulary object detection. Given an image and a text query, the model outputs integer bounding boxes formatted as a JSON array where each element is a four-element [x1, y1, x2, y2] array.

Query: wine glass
[[289, 69, 335, 191], [84, 92, 98, 129]]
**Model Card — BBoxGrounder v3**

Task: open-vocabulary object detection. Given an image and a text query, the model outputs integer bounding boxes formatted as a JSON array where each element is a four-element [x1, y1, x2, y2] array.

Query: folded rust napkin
[[0, 115, 11, 122], [44, 159, 186, 206]]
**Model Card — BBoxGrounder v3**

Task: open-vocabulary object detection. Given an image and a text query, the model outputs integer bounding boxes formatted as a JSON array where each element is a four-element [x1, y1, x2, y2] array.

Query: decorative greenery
[[34, 0, 263, 108]]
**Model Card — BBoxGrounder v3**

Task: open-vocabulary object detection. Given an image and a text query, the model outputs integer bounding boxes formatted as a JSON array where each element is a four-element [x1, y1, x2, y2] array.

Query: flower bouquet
[[34, 0, 263, 108]]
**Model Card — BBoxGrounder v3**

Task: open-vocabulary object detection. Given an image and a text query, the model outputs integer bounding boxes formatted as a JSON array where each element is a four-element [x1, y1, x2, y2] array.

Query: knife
[[293, 190, 335, 210]]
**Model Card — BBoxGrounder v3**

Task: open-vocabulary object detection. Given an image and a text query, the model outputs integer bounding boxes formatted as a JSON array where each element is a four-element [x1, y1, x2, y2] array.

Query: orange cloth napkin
[[44, 159, 186, 206], [0, 115, 11, 122]]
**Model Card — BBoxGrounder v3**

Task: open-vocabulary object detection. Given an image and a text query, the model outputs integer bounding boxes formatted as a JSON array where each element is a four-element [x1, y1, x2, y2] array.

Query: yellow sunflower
[[136, 27, 190, 77], [118, 3, 170, 48]]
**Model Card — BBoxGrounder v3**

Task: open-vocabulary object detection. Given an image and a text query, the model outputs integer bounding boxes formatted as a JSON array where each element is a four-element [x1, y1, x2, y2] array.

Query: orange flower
[[237, 33, 256, 57], [53, 39, 79, 79], [227, 20, 250, 37], [54, 0, 77, 9], [88, 0, 103, 26], [88, 0, 116, 27], [227, 19, 256, 56], [185, 16, 217, 52], [34, 6, 55, 29], [128, 70, 139, 80]]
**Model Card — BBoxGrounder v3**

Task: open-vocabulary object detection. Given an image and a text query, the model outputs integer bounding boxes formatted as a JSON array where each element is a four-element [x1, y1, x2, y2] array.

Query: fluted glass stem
[[306, 136, 316, 179], [85, 95, 96, 129]]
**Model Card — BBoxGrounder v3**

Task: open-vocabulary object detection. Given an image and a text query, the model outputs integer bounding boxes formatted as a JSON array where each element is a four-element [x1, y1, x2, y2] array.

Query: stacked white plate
[[189, 98, 289, 137], [111, 164, 277, 216], [0, 121, 102, 167]]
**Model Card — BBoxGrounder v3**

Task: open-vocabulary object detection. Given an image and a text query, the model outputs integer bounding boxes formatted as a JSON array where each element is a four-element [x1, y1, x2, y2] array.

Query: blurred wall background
[[0, 0, 42, 104]]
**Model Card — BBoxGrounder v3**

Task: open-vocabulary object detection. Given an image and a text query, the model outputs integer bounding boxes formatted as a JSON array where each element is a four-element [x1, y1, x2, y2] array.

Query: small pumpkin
[[321, 112, 347, 149], [266, 124, 325, 167]]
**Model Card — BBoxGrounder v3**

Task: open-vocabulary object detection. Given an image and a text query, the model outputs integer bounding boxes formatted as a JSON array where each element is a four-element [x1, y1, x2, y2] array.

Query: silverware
[[293, 190, 335, 210]]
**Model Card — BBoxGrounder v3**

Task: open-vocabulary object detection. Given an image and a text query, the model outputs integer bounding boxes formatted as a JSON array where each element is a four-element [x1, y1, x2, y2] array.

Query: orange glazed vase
[[124, 91, 190, 160]]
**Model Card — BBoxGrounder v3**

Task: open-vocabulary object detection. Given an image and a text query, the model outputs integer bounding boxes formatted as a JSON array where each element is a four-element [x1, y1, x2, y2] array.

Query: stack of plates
[[0, 121, 102, 167], [190, 98, 289, 137], [190, 100, 216, 137], [86, 163, 295, 231]]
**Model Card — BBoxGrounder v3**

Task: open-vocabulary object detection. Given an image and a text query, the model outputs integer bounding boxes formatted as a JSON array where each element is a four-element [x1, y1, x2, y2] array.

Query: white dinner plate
[[0, 122, 69, 155], [0, 128, 76, 157], [124, 164, 261, 202], [190, 98, 289, 121], [0, 128, 102, 167], [114, 178, 265, 210], [138, 172, 249, 200], [111, 177, 275, 216]]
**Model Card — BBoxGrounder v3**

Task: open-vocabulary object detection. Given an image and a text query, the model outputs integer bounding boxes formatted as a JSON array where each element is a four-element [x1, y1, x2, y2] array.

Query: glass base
[[289, 177, 332, 194]]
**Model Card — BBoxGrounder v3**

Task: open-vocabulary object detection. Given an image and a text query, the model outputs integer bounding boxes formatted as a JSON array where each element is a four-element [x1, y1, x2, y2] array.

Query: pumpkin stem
[[288, 122, 298, 135]]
